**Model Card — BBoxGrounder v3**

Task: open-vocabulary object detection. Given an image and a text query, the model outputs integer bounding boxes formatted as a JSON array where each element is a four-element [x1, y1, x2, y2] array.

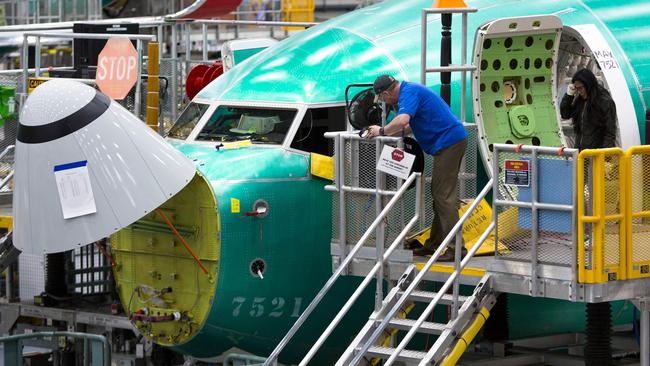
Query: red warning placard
[[504, 159, 530, 186]]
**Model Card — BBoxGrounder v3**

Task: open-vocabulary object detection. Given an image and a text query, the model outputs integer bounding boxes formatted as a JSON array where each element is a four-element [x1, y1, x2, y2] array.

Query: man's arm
[[366, 113, 411, 137]]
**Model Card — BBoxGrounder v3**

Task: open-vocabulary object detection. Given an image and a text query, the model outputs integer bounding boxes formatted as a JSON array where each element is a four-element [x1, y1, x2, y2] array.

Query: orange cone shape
[[433, 0, 467, 8]]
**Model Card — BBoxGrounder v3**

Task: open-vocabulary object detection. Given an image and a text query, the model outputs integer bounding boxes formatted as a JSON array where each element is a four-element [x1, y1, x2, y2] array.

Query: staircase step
[[402, 290, 468, 305], [367, 345, 428, 362], [388, 318, 446, 335]]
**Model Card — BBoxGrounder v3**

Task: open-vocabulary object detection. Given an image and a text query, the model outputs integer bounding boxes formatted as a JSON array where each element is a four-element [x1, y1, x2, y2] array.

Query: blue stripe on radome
[[53, 160, 87, 172]]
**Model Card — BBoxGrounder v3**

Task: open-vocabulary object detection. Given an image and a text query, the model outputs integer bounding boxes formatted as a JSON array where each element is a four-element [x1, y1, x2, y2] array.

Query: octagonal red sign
[[391, 149, 404, 162], [96, 37, 138, 100]]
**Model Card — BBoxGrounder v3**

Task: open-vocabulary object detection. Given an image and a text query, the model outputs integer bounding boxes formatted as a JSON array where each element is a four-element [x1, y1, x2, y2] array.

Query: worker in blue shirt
[[366, 75, 468, 260]]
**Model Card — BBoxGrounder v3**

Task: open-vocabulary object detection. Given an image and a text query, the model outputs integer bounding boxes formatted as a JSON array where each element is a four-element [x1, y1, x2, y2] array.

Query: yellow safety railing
[[282, 0, 314, 30], [577, 148, 626, 283], [625, 146, 650, 279]]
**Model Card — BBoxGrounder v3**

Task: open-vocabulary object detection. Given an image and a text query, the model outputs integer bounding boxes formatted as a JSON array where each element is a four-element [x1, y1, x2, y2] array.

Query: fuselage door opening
[[471, 14, 565, 174]]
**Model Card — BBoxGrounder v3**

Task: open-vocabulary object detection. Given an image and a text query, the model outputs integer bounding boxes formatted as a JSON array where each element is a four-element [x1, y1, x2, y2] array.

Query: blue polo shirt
[[397, 81, 467, 155]]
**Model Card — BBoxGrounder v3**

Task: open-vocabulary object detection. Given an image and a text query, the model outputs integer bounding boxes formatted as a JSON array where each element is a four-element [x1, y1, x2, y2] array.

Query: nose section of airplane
[[14, 78, 221, 346], [13, 79, 196, 254], [110, 171, 221, 347]]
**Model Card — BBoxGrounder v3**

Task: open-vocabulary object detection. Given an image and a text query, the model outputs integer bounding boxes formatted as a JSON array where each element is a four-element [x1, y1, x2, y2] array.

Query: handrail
[[0, 145, 15, 192], [1, 331, 111, 365], [0, 145, 14, 161], [577, 147, 626, 283], [351, 179, 494, 366], [263, 172, 421, 366], [299, 175, 422, 366]]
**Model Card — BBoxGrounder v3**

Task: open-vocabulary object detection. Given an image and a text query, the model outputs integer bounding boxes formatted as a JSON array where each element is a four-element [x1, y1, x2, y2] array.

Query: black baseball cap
[[373, 74, 397, 94]]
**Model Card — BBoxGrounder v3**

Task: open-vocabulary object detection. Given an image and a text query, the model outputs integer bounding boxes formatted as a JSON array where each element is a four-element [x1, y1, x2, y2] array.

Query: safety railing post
[[577, 153, 586, 282], [570, 148, 578, 300], [4, 338, 21, 366], [91, 338, 104, 366], [171, 24, 178, 122], [22, 34, 28, 94], [202, 23, 208, 62], [337, 134, 348, 274], [452, 229, 462, 319], [594, 153, 605, 281], [184, 23, 191, 103], [375, 138, 385, 311], [35, 35, 41, 77], [492, 146, 500, 259], [531, 148, 539, 296], [420, 8, 427, 84], [135, 39, 143, 117], [83, 338, 90, 366]]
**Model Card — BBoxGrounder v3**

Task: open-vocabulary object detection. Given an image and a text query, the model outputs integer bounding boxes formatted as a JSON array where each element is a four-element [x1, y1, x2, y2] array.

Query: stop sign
[[96, 37, 138, 100], [391, 149, 405, 162]]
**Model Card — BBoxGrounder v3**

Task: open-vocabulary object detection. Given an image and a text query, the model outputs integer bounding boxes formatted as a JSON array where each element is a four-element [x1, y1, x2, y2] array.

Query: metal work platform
[[338, 245, 650, 303], [0, 301, 134, 332]]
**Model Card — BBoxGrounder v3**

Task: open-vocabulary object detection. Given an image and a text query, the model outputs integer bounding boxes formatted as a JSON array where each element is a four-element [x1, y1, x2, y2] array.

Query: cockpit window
[[195, 106, 296, 144], [167, 102, 210, 140]]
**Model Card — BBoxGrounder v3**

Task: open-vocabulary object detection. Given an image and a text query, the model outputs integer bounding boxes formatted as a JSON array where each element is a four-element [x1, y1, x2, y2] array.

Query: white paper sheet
[[53, 160, 97, 219]]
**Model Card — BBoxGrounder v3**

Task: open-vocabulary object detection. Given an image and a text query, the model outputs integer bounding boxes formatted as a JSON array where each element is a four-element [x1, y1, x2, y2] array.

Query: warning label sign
[[376, 145, 415, 180], [504, 159, 530, 187], [28, 78, 48, 94]]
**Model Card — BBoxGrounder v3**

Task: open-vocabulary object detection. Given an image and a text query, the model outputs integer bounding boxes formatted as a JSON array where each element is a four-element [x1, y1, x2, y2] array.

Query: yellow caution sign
[[409, 199, 508, 255], [28, 78, 49, 94], [0, 215, 12, 231], [230, 198, 240, 213]]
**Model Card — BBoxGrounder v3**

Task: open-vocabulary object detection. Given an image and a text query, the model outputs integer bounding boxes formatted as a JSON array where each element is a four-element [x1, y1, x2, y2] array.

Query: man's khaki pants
[[424, 138, 467, 250]]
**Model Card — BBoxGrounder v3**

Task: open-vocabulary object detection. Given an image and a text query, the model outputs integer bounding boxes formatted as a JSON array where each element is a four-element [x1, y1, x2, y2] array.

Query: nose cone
[[14, 79, 196, 254]]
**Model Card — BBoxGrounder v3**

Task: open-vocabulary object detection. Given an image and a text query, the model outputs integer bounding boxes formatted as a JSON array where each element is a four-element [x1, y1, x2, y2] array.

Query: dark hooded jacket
[[560, 70, 617, 150]]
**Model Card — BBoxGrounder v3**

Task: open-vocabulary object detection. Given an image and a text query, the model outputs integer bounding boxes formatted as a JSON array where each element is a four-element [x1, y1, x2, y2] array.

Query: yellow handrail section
[[625, 146, 650, 279], [282, 0, 314, 30], [577, 148, 626, 283]]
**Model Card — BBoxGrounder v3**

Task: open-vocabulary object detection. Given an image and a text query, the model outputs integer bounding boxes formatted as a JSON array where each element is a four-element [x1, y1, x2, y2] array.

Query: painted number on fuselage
[[593, 50, 619, 70], [231, 297, 303, 318]]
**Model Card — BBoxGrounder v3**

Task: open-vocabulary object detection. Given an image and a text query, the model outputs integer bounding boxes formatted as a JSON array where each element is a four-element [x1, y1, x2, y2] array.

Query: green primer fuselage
[[167, 0, 649, 361]]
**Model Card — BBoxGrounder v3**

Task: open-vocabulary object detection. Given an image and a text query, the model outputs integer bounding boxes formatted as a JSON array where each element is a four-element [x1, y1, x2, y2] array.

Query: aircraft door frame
[[562, 25, 640, 149]]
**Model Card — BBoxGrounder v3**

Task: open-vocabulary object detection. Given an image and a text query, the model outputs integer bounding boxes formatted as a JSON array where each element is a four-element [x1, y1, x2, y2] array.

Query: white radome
[[13, 79, 196, 254]]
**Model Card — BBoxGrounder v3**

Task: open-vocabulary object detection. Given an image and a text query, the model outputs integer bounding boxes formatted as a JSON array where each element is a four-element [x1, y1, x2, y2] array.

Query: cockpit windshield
[[167, 102, 210, 140], [195, 106, 296, 144]]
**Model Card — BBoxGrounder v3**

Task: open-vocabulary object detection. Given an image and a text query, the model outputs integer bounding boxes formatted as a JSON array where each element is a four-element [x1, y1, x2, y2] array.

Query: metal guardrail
[[493, 144, 579, 296], [351, 178, 494, 366], [263, 132, 422, 366], [20, 32, 156, 118], [626, 145, 650, 280], [1, 331, 110, 366], [0, 145, 15, 192], [578, 147, 625, 283], [420, 7, 478, 124]]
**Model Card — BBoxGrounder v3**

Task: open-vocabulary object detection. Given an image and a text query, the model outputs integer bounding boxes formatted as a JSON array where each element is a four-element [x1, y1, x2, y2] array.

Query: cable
[[156, 208, 209, 275]]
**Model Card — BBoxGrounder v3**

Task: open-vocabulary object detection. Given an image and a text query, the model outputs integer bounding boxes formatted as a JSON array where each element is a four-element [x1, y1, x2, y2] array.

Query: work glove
[[567, 83, 576, 96]]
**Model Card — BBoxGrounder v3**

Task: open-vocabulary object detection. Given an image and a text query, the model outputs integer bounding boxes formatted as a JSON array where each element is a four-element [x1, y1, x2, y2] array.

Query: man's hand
[[365, 125, 382, 138]]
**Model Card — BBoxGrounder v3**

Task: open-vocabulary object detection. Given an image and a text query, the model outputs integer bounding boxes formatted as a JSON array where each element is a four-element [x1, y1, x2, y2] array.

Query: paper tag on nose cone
[[53, 160, 97, 219], [13, 79, 196, 254]]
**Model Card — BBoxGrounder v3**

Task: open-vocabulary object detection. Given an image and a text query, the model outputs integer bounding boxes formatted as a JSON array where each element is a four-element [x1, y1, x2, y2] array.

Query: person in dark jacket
[[560, 68, 617, 150]]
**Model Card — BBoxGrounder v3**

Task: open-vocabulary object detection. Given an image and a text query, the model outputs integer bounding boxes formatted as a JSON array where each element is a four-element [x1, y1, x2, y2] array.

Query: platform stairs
[[261, 6, 489, 366], [262, 130, 498, 365]]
